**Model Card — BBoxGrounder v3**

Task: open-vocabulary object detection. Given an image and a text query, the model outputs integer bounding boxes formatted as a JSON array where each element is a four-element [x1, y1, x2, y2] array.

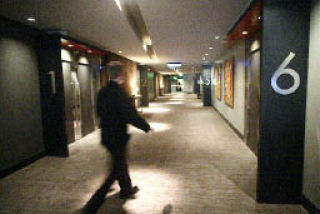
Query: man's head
[[109, 65, 126, 85]]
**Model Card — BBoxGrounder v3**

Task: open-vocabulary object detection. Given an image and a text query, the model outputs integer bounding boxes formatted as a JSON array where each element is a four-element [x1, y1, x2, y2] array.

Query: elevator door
[[71, 71, 82, 140], [247, 51, 260, 155]]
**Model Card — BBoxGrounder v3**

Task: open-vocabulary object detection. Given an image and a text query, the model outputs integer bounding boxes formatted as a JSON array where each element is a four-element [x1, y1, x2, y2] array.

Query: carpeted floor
[[0, 93, 307, 214]]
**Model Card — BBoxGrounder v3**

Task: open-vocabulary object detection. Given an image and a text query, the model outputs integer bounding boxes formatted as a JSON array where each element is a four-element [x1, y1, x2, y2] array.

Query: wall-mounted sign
[[271, 52, 300, 95], [197, 79, 210, 85], [204, 79, 211, 86]]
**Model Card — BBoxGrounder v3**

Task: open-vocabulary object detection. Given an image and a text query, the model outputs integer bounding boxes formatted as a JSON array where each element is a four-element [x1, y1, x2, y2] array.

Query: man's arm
[[118, 90, 150, 132]]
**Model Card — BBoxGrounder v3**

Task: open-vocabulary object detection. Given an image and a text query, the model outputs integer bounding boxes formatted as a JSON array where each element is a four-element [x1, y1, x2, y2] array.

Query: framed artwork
[[214, 65, 221, 100], [224, 57, 234, 108]]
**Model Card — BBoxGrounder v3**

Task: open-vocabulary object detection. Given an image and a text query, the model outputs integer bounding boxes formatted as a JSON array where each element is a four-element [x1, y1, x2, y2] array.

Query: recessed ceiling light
[[209, 47, 213, 50], [215, 35, 220, 40], [258, 16, 261, 20], [27, 17, 36, 22], [242, 31, 248, 35], [143, 36, 152, 46], [205, 53, 209, 56], [68, 44, 73, 47], [114, 0, 122, 11], [118, 51, 122, 54]]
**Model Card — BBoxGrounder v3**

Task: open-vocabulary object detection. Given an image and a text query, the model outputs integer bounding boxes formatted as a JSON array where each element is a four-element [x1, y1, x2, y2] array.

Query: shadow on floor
[[162, 204, 173, 214], [73, 192, 173, 214]]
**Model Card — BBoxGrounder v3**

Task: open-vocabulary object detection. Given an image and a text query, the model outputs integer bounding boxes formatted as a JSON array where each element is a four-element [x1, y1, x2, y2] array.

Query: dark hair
[[108, 65, 123, 80]]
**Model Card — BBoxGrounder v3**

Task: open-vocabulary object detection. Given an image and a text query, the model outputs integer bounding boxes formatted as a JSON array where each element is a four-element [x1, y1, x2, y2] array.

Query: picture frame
[[224, 57, 234, 108], [214, 64, 221, 100]]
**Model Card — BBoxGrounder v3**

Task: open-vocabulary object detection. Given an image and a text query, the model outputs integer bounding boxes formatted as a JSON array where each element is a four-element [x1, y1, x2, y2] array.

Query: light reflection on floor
[[164, 101, 184, 105], [140, 106, 170, 114], [148, 122, 171, 132], [79, 167, 180, 214], [101, 168, 181, 214], [128, 122, 171, 134], [168, 98, 184, 101]]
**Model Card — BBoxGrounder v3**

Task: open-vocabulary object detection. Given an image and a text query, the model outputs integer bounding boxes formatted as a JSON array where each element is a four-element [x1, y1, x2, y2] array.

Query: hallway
[[0, 94, 306, 214]]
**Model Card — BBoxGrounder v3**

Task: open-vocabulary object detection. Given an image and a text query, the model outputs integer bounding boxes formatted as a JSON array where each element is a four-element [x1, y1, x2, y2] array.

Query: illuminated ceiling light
[[215, 35, 220, 39], [258, 16, 261, 20], [205, 53, 209, 56], [152, 56, 159, 63], [208, 47, 213, 50], [242, 31, 248, 35], [118, 50, 122, 54], [142, 43, 147, 52], [68, 44, 73, 47], [143, 36, 152, 46], [167, 63, 182, 69], [114, 0, 122, 11], [61, 38, 68, 43], [176, 71, 183, 77], [167, 63, 182, 67], [27, 17, 36, 22]]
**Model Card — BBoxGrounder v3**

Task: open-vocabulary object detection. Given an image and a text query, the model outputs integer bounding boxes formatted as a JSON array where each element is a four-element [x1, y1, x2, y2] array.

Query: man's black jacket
[[97, 81, 150, 145]]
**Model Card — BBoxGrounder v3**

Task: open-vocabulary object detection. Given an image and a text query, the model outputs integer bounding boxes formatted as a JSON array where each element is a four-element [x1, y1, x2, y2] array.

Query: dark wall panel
[[147, 72, 155, 101], [38, 34, 68, 157], [163, 75, 171, 94], [202, 65, 212, 106], [0, 18, 44, 172], [78, 65, 94, 137], [139, 66, 149, 106], [194, 73, 201, 95], [258, 0, 310, 203]]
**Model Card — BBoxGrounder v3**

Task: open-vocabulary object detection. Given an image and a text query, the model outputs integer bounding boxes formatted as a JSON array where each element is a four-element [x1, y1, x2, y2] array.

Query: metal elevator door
[[71, 71, 82, 140]]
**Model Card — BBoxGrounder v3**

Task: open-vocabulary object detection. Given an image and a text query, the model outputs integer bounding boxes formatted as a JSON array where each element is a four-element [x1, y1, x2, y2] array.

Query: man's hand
[[147, 127, 155, 134]]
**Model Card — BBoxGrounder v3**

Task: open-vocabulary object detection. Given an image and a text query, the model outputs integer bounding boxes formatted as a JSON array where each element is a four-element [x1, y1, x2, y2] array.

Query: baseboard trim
[[302, 195, 320, 214], [212, 106, 244, 140], [0, 151, 47, 179]]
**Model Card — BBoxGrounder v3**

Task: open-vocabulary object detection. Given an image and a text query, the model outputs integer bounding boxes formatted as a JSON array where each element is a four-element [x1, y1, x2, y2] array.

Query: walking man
[[83, 67, 152, 213]]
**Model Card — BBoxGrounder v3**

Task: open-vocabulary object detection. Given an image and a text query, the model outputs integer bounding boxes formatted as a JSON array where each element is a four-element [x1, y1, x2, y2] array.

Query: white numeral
[[271, 52, 300, 95]]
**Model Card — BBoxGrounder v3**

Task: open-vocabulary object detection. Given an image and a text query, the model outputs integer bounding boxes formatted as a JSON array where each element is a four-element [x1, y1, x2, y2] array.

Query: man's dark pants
[[84, 134, 131, 212]]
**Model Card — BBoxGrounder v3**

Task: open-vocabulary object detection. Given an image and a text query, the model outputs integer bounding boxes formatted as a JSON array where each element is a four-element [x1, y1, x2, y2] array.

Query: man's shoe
[[119, 186, 139, 199]]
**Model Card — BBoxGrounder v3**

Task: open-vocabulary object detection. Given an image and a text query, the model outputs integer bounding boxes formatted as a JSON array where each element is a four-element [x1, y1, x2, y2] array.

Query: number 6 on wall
[[271, 52, 300, 95]]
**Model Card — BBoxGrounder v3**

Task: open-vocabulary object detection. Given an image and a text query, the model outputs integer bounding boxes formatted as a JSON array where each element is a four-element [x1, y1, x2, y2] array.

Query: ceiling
[[0, 0, 251, 73]]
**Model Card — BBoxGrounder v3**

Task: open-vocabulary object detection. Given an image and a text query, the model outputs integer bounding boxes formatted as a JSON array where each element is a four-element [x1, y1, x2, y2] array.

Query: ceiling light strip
[[114, 0, 122, 11]]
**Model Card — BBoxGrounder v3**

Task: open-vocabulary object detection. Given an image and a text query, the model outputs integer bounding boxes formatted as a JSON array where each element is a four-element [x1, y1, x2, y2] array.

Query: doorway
[[245, 39, 261, 155], [71, 71, 82, 140]]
